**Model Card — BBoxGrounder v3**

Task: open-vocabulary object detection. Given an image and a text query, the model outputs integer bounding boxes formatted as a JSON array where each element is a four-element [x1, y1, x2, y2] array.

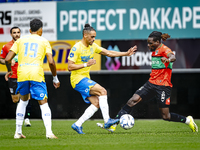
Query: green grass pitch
[[0, 119, 199, 150]]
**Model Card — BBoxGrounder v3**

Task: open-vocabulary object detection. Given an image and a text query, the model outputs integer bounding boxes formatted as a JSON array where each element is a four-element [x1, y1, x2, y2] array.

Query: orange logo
[[165, 97, 170, 105]]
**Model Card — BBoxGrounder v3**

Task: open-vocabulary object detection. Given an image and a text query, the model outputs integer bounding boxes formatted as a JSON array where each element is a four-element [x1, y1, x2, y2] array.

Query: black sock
[[169, 113, 186, 123], [25, 101, 31, 119], [115, 104, 132, 119]]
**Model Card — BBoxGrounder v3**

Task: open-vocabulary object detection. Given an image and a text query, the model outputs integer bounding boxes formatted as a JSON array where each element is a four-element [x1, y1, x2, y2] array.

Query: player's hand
[[53, 82, 60, 89], [87, 59, 96, 67], [11, 59, 15, 66], [53, 75, 60, 89], [161, 57, 169, 63], [5, 71, 13, 81], [126, 45, 137, 56]]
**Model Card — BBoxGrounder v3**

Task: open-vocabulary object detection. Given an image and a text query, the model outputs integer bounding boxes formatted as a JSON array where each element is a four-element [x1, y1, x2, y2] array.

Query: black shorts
[[8, 78, 18, 95], [135, 81, 171, 108]]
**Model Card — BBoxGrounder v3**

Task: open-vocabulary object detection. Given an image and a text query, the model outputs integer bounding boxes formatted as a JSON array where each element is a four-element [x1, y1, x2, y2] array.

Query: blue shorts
[[74, 77, 96, 104], [16, 81, 48, 100]]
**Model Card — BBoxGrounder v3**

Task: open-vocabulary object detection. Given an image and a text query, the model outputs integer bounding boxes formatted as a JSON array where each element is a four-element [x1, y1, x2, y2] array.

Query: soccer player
[[5, 19, 60, 139], [68, 23, 137, 134], [114, 31, 198, 132], [0, 27, 31, 127]]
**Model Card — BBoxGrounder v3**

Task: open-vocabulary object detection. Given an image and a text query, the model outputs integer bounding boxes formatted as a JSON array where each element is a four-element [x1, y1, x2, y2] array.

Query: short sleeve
[[45, 40, 52, 54], [163, 46, 173, 57], [68, 46, 79, 63], [93, 43, 103, 54], [10, 40, 19, 54], [0, 45, 7, 58]]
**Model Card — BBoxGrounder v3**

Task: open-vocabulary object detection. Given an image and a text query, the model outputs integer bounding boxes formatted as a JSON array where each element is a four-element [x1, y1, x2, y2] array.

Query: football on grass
[[120, 114, 135, 130]]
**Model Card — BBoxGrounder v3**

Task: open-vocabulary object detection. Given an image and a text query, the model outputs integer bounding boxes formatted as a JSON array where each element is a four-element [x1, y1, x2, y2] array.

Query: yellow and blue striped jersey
[[10, 34, 52, 82], [68, 41, 103, 88]]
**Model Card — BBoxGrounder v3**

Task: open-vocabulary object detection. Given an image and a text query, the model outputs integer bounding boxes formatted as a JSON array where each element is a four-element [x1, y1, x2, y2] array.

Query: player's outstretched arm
[[46, 53, 60, 89], [100, 45, 137, 57]]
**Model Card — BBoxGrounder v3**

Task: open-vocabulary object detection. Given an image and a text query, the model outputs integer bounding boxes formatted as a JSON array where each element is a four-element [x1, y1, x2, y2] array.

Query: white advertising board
[[0, 2, 56, 42]]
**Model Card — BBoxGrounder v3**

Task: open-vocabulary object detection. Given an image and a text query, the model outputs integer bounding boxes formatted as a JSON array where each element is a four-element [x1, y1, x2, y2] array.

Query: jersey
[[10, 34, 52, 82], [149, 44, 174, 87], [0, 40, 18, 78], [68, 41, 103, 88]]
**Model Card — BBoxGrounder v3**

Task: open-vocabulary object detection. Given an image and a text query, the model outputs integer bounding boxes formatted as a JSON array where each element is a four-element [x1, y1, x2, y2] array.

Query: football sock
[[169, 113, 186, 123], [115, 104, 132, 119], [16, 99, 29, 134], [99, 95, 110, 123], [25, 100, 31, 119], [75, 104, 98, 127], [40, 103, 52, 135]]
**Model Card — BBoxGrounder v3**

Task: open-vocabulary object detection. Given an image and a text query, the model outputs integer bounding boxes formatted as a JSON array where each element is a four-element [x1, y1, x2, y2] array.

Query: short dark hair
[[82, 23, 96, 36], [149, 31, 170, 42], [30, 19, 43, 32], [10, 27, 20, 34]]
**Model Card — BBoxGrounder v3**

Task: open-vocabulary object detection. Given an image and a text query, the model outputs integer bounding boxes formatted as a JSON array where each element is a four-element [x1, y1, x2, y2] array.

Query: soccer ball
[[120, 114, 134, 130]]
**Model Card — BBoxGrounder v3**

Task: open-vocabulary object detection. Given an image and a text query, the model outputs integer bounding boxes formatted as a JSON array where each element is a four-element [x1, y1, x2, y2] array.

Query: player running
[[0, 27, 31, 127], [68, 23, 137, 134], [105, 31, 198, 132], [5, 19, 60, 139]]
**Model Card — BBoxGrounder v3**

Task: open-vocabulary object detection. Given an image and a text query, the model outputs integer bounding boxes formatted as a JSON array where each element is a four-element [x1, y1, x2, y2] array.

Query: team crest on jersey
[[90, 48, 94, 54], [70, 53, 74, 58]]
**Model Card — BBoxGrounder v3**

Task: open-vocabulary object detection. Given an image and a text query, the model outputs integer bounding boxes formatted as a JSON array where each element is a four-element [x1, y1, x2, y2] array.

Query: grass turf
[[0, 119, 199, 150]]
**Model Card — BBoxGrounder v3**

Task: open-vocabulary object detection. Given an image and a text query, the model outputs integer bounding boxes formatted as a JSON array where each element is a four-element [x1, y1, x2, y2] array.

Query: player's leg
[[9, 78, 31, 127], [14, 81, 30, 139], [24, 94, 31, 127], [90, 83, 119, 128], [157, 86, 198, 132], [11, 94, 19, 103], [159, 107, 198, 132], [31, 81, 57, 138], [71, 78, 99, 134], [38, 99, 57, 138], [8, 78, 19, 103], [115, 94, 142, 120], [115, 81, 155, 119], [72, 96, 99, 134]]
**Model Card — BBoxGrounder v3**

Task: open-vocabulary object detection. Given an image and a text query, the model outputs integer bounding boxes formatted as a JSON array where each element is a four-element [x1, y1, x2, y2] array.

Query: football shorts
[[74, 77, 96, 104], [16, 81, 48, 100], [135, 81, 172, 108], [8, 78, 18, 95]]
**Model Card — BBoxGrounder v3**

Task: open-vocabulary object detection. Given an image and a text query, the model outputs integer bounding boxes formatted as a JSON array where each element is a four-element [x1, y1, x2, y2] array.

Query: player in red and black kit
[[114, 31, 198, 132], [0, 27, 31, 127]]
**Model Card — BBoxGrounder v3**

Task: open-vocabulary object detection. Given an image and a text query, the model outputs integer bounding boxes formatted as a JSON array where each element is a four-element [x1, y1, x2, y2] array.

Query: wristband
[[84, 63, 87, 67], [53, 75, 59, 83]]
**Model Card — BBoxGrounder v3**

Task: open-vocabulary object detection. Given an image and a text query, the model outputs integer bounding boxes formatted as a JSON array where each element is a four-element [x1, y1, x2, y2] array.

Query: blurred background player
[[5, 19, 60, 139], [68, 23, 137, 134], [113, 31, 198, 132], [0, 27, 31, 127]]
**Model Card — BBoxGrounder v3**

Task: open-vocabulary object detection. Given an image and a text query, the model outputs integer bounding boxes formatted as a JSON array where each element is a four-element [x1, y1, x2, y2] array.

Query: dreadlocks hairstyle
[[82, 23, 96, 36], [30, 19, 43, 32], [10, 27, 20, 34], [149, 31, 171, 42]]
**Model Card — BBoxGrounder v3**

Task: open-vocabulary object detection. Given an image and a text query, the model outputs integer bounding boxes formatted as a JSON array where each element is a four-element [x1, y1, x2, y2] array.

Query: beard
[[13, 36, 20, 41]]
